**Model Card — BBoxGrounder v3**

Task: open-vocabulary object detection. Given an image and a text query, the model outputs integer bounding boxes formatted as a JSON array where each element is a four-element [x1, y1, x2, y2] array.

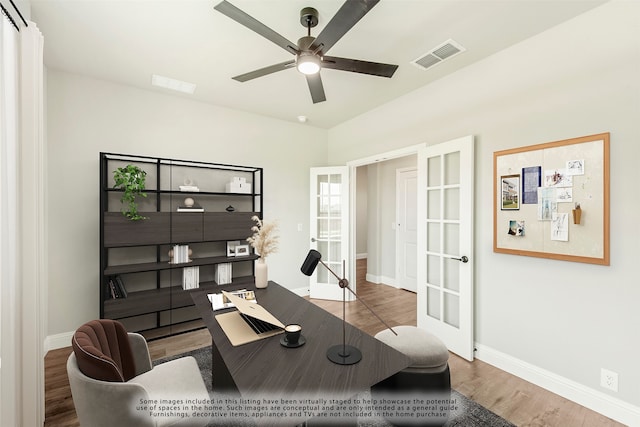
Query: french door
[[308, 167, 352, 301], [417, 135, 475, 361]]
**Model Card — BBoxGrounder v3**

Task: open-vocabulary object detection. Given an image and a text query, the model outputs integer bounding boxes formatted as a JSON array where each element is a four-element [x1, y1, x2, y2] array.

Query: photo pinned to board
[[507, 220, 525, 236], [544, 169, 573, 188], [566, 159, 585, 175]]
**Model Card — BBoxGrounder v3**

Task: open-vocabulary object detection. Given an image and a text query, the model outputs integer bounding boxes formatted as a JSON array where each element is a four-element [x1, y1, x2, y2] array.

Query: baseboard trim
[[356, 253, 368, 260], [475, 343, 640, 426], [365, 274, 398, 288], [45, 331, 74, 353]]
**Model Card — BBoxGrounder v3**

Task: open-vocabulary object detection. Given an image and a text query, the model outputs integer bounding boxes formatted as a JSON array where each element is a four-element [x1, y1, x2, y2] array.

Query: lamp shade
[[296, 53, 321, 75], [301, 250, 322, 276]]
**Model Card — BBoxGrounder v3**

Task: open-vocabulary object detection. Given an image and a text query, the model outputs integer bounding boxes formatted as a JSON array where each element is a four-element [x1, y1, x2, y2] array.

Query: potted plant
[[113, 164, 148, 220]]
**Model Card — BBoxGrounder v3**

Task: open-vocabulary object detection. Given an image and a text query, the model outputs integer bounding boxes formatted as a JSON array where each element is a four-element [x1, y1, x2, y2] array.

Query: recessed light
[[297, 115, 308, 123], [151, 74, 196, 94]]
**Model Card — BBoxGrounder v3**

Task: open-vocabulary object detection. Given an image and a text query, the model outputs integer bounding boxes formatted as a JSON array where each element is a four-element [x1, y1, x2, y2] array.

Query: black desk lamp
[[301, 249, 397, 365]]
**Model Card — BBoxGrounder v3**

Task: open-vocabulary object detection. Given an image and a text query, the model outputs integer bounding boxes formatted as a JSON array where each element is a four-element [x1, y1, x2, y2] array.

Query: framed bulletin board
[[493, 133, 609, 265]]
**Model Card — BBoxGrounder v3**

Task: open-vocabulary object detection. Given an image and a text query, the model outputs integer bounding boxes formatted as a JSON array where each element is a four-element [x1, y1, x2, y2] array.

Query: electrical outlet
[[600, 368, 618, 392]]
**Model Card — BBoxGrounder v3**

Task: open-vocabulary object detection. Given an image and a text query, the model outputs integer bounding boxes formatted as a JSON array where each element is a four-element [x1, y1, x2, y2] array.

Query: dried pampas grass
[[247, 216, 279, 258]]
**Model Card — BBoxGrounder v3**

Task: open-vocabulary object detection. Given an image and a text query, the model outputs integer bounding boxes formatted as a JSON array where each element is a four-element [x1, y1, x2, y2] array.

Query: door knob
[[311, 237, 317, 242], [453, 256, 469, 263]]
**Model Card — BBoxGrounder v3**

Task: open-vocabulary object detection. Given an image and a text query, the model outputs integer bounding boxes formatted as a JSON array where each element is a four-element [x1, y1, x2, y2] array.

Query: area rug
[[155, 347, 515, 427]]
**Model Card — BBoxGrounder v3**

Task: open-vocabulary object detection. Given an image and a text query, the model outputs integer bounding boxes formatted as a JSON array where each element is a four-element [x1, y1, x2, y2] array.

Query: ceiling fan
[[214, 0, 398, 104]]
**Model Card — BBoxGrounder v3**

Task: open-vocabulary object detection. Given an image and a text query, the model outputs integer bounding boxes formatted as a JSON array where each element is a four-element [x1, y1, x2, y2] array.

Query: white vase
[[255, 258, 268, 288]]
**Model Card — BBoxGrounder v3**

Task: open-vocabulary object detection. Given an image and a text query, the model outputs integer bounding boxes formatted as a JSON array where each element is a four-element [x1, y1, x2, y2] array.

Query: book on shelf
[[114, 275, 128, 298], [170, 244, 191, 264], [179, 185, 200, 192], [182, 266, 200, 290], [177, 204, 204, 212], [215, 263, 232, 285], [208, 289, 256, 311], [107, 275, 127, 299]]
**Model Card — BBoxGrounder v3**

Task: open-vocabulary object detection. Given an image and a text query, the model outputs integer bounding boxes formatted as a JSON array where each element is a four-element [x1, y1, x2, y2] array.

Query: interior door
[[309, 167, 352, 301], [396, 168, 418, 292], [417, 135, 475, 361]]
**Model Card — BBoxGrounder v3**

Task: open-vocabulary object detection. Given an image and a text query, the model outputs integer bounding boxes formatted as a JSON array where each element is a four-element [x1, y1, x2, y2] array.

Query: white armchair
[[67, 319, 211, 427]]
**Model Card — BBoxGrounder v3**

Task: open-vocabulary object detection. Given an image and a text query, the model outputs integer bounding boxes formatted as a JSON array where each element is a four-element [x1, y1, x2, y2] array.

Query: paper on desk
[[208, 289, 257, 311]]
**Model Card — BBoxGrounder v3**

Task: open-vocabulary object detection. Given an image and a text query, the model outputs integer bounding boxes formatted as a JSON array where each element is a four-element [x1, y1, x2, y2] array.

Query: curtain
[[1, 9, 46, 425], [0, 8, 20, 427], [18, 18, 47, 427]]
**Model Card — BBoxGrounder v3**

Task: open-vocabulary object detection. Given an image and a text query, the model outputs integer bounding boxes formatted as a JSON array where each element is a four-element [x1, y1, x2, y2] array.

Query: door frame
[[347, 144, 425, 290]]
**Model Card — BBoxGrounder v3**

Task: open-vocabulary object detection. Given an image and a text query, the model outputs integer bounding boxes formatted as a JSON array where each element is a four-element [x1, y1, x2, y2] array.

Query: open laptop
[[215, 290, 285, 346]]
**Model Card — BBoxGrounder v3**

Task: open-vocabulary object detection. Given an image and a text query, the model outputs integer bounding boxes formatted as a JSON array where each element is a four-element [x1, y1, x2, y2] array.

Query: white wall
[[329, 0, 640, 422], [46, 69, 327, 338]]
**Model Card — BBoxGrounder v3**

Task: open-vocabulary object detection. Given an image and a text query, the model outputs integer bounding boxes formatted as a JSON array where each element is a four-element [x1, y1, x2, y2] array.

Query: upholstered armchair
[[67, 319, 211, 427]]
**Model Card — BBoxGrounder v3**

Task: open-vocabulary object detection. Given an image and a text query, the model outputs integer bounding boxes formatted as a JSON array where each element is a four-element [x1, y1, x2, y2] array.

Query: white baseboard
[[356, 253, 368, 260], [45, 331, 74, 353], [475, 343, 640, 426], [365, 274, 398, 288]]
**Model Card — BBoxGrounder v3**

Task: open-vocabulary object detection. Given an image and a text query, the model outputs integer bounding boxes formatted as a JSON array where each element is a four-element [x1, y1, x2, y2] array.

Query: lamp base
[[327, 345, 362, 365]]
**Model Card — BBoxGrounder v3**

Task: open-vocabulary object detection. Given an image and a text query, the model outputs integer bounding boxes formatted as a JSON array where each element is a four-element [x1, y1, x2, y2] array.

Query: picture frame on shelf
[[235, 244, 250, 257], [226, 240, 240, 257]]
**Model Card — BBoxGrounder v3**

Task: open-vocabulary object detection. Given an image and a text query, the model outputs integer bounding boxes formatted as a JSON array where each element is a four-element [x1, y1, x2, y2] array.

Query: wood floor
[[44, 260, 624, 427]]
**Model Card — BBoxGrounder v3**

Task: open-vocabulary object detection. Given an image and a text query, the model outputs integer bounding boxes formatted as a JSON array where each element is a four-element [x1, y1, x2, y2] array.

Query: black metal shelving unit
[[99, 152, 263, 338]]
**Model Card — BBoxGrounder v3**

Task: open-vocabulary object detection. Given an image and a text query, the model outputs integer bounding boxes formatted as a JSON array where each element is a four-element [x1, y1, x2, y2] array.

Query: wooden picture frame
[[493, 133, 609, 265]]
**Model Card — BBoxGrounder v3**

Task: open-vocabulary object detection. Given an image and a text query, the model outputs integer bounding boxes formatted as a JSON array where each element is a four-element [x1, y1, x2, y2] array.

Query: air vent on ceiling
[[411, 39, 466, 71]]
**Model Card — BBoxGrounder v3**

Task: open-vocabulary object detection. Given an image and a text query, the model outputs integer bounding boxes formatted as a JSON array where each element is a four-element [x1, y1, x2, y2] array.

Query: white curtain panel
[[0, 9, 20, 427], [18, 19, 47, 427], [0, 12, 46, 425]]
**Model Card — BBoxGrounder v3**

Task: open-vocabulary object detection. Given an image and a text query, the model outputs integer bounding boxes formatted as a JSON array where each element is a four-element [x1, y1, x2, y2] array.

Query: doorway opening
[[352, 153, 419, 293]]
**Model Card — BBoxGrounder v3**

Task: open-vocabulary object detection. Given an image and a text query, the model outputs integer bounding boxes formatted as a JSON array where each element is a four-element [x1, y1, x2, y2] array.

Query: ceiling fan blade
[[214, 1, 299, 55], [232, 60, 296, 82], [309, 0, 380, 55], [322, 56, 398, 78], [305, 74, 326, 104]]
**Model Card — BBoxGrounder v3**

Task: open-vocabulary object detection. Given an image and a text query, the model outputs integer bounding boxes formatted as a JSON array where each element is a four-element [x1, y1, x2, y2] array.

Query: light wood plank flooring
[[44, 260, 624, 427]]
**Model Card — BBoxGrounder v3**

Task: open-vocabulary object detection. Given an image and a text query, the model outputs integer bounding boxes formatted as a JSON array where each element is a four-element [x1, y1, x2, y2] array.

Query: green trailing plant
[[113, 164, 148, 220]]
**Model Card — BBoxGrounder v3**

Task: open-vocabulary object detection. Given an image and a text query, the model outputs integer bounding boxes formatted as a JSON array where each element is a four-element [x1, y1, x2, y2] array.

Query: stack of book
[[171, 244, 191, 264], [107, 275, 127, 299], [182, 266, 200, 290], [179, 185, 200, 192], [177, 203, 204, 212], [215, 263, 232, 285]]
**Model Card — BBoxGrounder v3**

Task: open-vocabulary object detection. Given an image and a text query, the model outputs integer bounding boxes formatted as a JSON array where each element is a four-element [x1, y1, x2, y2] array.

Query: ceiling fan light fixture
[[296, 53, 320, 75]]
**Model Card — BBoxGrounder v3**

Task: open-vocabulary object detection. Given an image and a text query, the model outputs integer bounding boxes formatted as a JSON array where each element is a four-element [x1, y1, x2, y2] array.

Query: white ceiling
[[30, 0, 606, 129]]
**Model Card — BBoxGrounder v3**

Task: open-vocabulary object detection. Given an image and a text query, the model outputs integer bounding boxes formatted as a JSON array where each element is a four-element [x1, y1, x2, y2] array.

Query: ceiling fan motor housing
[[297, 36, 316, 52], [300, 7, 319, 28]]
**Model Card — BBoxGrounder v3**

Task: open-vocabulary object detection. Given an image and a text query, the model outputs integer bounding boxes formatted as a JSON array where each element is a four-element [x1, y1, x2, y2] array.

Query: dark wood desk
[[192, 281, 410, 426]]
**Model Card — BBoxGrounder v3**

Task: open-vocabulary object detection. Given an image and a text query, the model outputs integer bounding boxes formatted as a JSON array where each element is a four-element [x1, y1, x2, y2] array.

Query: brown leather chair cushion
[[71, 319, 136, 382]]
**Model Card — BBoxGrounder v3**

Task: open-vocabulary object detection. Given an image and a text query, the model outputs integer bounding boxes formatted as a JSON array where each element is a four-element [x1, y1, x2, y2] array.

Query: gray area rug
[[156, 346, 515, 427]]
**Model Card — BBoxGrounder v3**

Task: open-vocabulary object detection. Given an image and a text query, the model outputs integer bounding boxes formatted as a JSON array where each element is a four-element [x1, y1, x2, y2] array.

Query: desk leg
[[211, 339, 240, 395]]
